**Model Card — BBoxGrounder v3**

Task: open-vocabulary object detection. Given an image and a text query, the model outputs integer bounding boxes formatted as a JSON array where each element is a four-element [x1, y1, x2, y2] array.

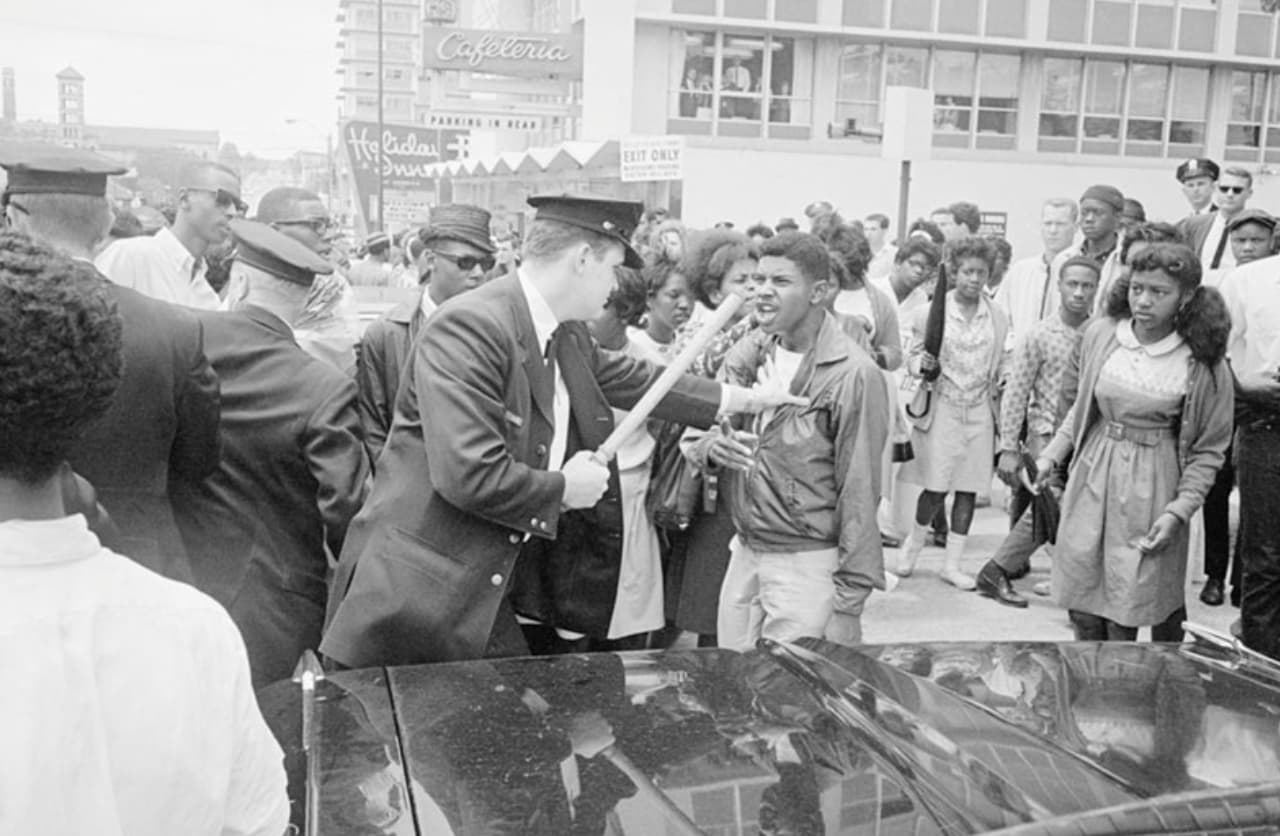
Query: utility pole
[[375, 0, 385, 232]]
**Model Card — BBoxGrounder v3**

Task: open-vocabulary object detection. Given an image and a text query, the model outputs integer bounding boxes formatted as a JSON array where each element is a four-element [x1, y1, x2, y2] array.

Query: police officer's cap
[[527, 194, 644, 268], [231, 219, 333, 286], [1176, 157, 1220, 183], [0, 141, 127, 198]]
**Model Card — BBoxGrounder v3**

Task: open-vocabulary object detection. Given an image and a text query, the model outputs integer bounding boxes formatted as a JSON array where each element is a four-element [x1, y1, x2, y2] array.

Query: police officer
[[171, 219, 369, 687]]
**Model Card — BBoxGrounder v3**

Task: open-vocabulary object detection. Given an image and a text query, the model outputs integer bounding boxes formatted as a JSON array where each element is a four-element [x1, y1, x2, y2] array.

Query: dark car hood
[[259, 639, 1280, 835]]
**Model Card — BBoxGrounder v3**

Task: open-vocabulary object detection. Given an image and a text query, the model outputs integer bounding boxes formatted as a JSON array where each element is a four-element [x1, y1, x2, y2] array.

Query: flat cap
[[1079, 184, 1125, 212], [1226, 208, 1276, 234], [1176, 157, 1220, 183], [0, 141, 127, 197], [231, 219, 333, 286], [422, 203, 495, 254], [527, 194, 644, 268]]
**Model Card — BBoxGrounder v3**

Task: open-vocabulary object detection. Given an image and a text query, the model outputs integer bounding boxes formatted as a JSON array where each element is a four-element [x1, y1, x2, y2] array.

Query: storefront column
[[581, 0, 638, 140]]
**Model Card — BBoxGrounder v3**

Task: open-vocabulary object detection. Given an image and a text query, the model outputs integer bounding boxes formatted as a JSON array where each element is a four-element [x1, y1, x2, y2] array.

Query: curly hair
[[0, 231, 123, 484], [815, 219, 872, 290], [906, 218, 945, 245], [946, 235, 998, 272], [895, 237, 941, 267], [605, 265, 648, 327], [949, 201, 982, 235], [1109, 242, 1230, 366], [677, 228, 759, 309], [1120, 221, 1180, 265]]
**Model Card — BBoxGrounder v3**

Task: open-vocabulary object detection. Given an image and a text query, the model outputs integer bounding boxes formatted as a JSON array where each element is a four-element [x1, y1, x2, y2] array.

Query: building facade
[[560, 0, 1280, 257]]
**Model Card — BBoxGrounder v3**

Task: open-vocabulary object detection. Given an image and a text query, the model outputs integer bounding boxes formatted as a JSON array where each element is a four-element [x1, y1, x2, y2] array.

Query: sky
[[0, 0, 339, 156]]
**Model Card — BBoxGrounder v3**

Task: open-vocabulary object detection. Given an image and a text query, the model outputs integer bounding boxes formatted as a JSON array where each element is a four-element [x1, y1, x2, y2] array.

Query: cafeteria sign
[[620, 136, 685, 183], [342, 120, 465, 226], [422, 28, 583, 79]]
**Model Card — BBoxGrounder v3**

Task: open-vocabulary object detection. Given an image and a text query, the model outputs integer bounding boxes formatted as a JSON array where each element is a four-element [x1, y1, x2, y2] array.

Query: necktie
[[1210, 225, 1230, 270]]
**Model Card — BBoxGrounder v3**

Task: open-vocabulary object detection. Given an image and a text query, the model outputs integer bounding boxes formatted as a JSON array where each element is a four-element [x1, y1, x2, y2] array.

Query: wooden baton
[[592, 292, 746, 464]]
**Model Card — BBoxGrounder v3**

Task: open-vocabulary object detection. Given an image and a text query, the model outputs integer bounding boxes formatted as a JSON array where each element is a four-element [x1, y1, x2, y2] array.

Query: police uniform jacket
[[171, 305, 369, 686], [67, 276, 220, 581], [321, 273, 722, 668]]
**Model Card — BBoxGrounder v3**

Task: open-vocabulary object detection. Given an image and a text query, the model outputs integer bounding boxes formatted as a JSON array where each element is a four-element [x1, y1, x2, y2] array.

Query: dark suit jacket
[[171, 305, 369, 686], [355, 298, 423, 462], [67, 279, 220, 581], [321, 274, 722, 667], [1177, 213, 1217, 265]]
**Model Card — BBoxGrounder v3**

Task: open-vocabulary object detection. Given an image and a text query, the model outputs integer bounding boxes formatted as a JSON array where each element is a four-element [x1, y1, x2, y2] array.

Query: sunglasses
[[432, 250, 495, 272], [185, 187, 248, 213], [273, 217, 333, 235], [1218, 185, 1247, 195]]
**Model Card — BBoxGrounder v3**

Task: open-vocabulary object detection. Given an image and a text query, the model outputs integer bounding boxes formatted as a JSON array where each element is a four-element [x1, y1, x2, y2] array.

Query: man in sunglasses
[[255, 187, 359, 374], [1178, 166, 1255, 288], [96, 161, 244, 309], [356, 203, 497, 460]]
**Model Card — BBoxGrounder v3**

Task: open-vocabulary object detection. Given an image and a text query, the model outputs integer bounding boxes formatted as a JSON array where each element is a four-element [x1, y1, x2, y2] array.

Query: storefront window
[[720, 32, 765, 121], [1039, 57, 1081, 141], [1228, 70, 1267, 150], [1126, 63, 1167, 144], [835, 43, 883, 133], [1169, 66, 1208, 147], [977, 53, 1019, 135], [671, 30, 812, 137], [1040, 57, 1206, 156], [1082, 60, 1124, 140], [933, 50, 975, 134], [678, 31, 716, 120]]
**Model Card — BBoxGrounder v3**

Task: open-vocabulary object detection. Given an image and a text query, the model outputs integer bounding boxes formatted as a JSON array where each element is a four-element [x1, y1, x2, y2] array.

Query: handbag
[[646, 420, 703, 531]]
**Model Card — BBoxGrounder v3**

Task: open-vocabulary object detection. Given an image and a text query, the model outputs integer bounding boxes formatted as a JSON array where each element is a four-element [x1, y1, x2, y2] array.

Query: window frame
[[1036, 57, 1209, 157], [669, 29, 813, 138], [1226, 69, 1280, 163]]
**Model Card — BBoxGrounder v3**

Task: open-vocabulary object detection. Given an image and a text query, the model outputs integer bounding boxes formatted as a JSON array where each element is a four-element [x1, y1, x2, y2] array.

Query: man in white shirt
[[1218, 251, 1280, 661], [96, 161, 244, 308], [864, 212, 897, 281], [0, 231, 288, 836], [997, 198, 1077, 346], [1178, 166, 1254, 288]]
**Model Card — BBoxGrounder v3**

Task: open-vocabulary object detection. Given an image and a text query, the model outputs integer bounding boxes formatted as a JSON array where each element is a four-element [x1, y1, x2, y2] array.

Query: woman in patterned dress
[[897, 237, 1009, 589], [1035, 243, 1233, 641]]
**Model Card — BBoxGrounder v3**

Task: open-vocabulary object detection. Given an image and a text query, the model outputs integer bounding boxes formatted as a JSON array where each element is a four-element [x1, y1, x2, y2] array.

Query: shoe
[[976, 562, 1028, 608], [941, 533, 976, 590], [1032, 580, 1051, 597], [1199, 578, 1225, 607]]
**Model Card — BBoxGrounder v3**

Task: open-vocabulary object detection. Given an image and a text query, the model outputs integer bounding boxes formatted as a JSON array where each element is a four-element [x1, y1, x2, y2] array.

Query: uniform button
[[539, 521, 549, 531], [535, 443, 548, 456], [530, 517, 539, 526], [508, 533, 522, 544], [490, 573, 504, 586]]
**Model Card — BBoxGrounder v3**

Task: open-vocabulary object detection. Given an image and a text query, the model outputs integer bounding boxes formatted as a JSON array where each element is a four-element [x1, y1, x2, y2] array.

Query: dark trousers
[[1069, 607, 1187, 643], [1239, 424, 1280, 660], [1202, 443, 1241, 590], [993, 486, 1062, 578]]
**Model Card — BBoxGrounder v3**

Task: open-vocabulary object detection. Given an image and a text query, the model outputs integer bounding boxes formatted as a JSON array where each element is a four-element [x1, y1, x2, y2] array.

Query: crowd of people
[[3, 139, 1280, 832]]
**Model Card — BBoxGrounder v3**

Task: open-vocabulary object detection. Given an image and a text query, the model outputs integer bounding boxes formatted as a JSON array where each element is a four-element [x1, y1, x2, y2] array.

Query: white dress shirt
[[995, 253, 1059, 349], [1199, 211, 1237, 288], [1220, 254, 1280, 380], [95, 227, 221, 310], [517, 269, 571, 471], [867, 243, 897, 282], [0, 515, 289, 836]]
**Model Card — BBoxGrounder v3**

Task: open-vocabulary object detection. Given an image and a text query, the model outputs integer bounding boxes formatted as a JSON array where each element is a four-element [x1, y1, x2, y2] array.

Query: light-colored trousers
[[717, 536, 839, 651]]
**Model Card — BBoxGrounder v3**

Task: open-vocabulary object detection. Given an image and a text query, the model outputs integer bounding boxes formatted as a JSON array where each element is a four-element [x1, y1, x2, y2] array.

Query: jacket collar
[[238, 304, 296, 343], [491, 272, 555, 424]]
